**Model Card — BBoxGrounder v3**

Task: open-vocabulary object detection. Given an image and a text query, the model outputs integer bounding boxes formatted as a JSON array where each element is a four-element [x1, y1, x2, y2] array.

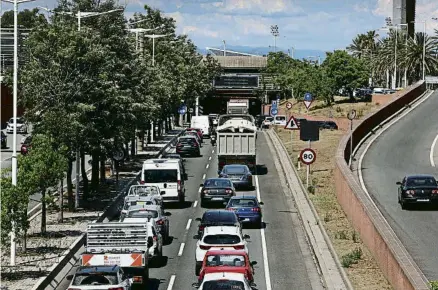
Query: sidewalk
[[0, 129, 183, 290]]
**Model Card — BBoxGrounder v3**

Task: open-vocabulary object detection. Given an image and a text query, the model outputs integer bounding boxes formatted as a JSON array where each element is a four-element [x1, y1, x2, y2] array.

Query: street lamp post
[[39, 6, 123, 210], [2, 0, 35, 266], [223, 40, 226, 56], [270, 25, 279, 52]]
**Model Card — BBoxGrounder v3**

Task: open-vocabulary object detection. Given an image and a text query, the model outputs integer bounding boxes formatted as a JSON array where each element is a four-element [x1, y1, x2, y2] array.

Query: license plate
[[137, 202, 145, 205], [417, 199, 430, 202], [212, 197, 223, 201]]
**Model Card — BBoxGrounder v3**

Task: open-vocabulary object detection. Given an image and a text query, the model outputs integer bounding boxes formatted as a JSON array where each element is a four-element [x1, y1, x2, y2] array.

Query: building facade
[[393, 0, 416, 38]]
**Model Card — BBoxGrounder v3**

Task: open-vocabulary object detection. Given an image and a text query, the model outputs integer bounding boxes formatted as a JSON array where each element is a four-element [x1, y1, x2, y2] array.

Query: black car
[[199, 178, 236, 207], [397, 174, 438, 209], [319, 121, 338, 130], [1, 131, 7, 148], [218, 165, 253, 190], [195, 209, 240, 237], [176, 136, 201, 157]]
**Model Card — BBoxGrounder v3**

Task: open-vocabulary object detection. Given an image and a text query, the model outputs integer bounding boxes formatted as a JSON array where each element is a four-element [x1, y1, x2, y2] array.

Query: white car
[[195, 226, 250, 275], [262, 117, 273, 128], [273, 115, 287, 126], [67, 265, 132, 290], [193, 272, 255, 290], [6, 117, 27, 134]]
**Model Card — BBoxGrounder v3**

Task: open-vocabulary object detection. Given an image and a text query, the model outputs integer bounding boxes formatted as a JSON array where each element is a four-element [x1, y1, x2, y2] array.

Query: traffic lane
[[56, 144, 213, 290], [171, 146, 268, 290], [1, 130, 28, 154], [256, 133, 318, 289], [148, 143, 214, 290], [27, 155, 93, 211], [362, 89, 438, 280], [432, 134, 438, 167]]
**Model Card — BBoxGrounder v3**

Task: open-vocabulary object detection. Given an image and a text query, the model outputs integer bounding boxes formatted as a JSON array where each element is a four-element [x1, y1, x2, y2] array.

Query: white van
[[191, 116, 210, 138], [140, 159, 186, 203], [273, 115, 287, 126]]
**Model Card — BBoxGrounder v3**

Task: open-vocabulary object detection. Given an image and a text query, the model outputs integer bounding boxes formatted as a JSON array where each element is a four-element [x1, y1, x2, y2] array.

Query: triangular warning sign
[[284, 116, 300, 130]]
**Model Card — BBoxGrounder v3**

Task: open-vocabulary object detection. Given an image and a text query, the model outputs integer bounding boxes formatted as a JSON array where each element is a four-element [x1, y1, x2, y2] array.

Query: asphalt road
[[56, 133, 322, 290], [361, 89, 438, 281], [0, 129, 92, 211]]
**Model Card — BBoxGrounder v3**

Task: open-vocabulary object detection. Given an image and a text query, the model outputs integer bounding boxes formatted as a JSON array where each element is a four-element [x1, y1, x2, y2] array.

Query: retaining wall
[[334, 81, 430, 290]]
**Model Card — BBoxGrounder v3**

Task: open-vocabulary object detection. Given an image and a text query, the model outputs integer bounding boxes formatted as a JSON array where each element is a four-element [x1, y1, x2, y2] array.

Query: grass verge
[[275, 96, 394, 290]]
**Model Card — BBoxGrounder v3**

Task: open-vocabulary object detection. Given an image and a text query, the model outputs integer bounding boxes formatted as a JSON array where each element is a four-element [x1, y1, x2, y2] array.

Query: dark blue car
[[226, 196, 263, 228]]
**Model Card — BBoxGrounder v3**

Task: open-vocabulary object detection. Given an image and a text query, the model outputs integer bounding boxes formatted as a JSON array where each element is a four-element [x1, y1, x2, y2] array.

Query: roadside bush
[[341, 247, 363, 268]]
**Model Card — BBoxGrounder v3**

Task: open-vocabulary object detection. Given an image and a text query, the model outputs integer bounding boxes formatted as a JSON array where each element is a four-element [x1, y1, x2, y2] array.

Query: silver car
[[6, 117, 27, 134]]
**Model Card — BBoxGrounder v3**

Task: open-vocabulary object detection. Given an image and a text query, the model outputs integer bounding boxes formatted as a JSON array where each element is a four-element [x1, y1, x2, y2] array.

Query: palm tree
[[347, 30, 379, 59]]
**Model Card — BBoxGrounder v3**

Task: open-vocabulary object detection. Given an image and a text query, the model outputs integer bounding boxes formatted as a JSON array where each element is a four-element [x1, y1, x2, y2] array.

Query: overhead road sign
[[425, 76, 438, 84], [286, 102, 293, 110], [303, 92, 313, 109], [284, 116, 299, 130], [300, 148, 316, 165]]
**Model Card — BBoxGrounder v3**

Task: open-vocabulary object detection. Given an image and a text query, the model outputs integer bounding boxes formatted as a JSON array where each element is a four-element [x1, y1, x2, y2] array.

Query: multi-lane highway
[[361, 90, 438, 281], [56, 132, 324, 290]]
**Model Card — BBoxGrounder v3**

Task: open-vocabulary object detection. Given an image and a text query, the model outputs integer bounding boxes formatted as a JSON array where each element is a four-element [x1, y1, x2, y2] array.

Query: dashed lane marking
[[255, 175, 272, 290], [212, 150, 214, 154], [177, 243, 185, 257], [202, 174, 206, 179], [430, 134, 438, 167], [198, 187, 202, 193], [186, 219, 192, 230], [167, 275, 176, 290], [209, 156, 212, 161], [193, 200, 198, 208], [206, 164, 209, 169]]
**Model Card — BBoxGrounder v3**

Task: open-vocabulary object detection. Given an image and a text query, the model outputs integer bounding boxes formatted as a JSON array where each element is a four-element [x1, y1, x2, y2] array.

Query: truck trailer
[[216, 114, 257, 172]]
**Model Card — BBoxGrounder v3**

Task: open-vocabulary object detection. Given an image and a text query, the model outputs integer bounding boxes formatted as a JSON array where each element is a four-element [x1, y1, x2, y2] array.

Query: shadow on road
[[255, 164, 268, 175]]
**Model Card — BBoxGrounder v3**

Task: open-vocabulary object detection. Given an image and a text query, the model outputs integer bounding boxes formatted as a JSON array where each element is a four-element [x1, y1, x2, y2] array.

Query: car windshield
[[203, 234, 241, 245], [205, 179, 232, 188], [265, 117, 273, 121], [276, 116, 286, 121], [202, 280, 245, 289], [206, 254, 246, 267], [224, 166, 246, 174], [202, 212, 237, 224], [127, 210, 158, 219], [179, 138, 196, 144], [72, 272, 118, 286], [129, 186, 159, 196], [9, 118, 24, 124], [228, 198, 257, 208], [406, 177, 437, 187], [143, 169, 177, 183], [124, 200, 155, 209]]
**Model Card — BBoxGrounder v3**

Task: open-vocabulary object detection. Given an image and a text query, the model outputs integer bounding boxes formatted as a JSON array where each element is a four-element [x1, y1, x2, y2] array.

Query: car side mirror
[[396, 182, 402, 185], [160, 191, 166, 195], [66, 274, 73, 280], [195, 218, 201, 222], [251, 261, 258, 266], [243, 234, 250, 239], [193, 234, 200, 240], [200, 184, 204, 187], [192, 282, 200, 288], [259, 201, 264, 205]]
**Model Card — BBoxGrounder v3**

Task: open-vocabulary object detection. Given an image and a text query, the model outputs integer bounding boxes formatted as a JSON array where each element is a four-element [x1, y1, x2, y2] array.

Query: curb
[[266, 129, 353, 290], [31, 130, 184, 290]]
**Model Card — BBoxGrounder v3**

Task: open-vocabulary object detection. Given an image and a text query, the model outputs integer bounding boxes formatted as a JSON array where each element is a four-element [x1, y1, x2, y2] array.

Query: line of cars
[[256, 115, 338, 130], [191, 164, 264, 289]]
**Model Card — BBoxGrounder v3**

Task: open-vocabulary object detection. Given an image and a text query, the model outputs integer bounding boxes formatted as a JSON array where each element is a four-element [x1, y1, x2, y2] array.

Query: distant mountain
[[196, 45, 328, 61]]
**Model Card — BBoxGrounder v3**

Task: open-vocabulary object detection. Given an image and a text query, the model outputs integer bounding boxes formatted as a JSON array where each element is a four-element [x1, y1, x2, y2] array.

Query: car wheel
[[401, 200, 408, 210], [179, 194, 185, 203], [200, 198, 206, 207], [195, 262, 202, 276]]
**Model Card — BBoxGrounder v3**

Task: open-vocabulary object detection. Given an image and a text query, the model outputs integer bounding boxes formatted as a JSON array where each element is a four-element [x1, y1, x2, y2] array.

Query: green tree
[[1, 8, 47, 28]]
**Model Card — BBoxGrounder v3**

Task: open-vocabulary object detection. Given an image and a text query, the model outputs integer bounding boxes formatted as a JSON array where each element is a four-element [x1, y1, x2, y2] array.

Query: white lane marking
[[206, 164, 209, 169], [202, 174, 206, 179], [255, 175, 272, 290], [186, 219, 192, 230], [193, 200, 198, 208], [212, 150, 214, 154], [209, 156, 212, 161], [430, 134, 438, 167], [177, 243, 185, 256], [198, 187, 202, 193], [167, 274, 176, 290]]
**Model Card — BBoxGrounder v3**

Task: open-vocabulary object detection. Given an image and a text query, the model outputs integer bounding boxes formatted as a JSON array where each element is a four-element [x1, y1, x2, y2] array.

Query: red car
[[187, 128, 203, 139], [198, 249, 257, 283]]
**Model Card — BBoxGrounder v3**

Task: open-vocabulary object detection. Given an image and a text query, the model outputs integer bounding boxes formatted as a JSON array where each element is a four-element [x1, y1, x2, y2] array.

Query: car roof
[[202, 210, 237, 219], [125, 195, 158, 201], [205, 178, 232, 182], [76, 265, 120, 274], [202, 272, 246, 281], [126, 204, 160, 211], [204, 226, 241, 235], [229, 195, 257, 200], [205, 249, 247, 256], [179, 135, 197, 139], [406, 174, 436, 179]]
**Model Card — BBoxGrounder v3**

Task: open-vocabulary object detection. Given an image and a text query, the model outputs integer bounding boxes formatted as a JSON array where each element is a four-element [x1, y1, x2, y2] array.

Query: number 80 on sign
[[300, 148, 316, 165]]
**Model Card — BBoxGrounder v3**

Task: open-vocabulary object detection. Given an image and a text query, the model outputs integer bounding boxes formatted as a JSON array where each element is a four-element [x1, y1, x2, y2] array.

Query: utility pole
[[223, 40, 226, 56]]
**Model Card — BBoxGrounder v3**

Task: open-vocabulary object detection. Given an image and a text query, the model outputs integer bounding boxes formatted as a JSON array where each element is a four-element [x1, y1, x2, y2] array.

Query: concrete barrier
[[31, 129, 184, 290], [334, 81, 430, 290]]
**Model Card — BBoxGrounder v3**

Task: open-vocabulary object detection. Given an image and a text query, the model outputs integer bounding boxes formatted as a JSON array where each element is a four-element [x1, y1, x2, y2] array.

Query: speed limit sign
[[300, 148, 316, 165]]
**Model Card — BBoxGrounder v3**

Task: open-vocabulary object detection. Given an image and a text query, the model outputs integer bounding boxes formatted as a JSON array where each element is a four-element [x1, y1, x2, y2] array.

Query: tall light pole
[[270, 25, 279, 52], [2, 0, 35, 266], [39, 6, 123, 210], [411, 20, 427, 81], [127, 26, 163, 52], [143, 33, 171, 67], [223, 40, 226, 56]]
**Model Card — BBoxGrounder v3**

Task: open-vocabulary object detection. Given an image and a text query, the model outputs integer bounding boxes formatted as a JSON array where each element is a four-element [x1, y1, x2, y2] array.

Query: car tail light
[[225, 189, 233, 194], [406, 190, 415, 195], [132, 276, 143, 283], [177, 180, 181, 191], [200, 245, 211, 250], [233, 245, 245, 250], [432, 190, 438, 194], [199, 225, 205, 231], [203, 189, 210, 194], [156, 219, 164, 225], [251, 207, 261, 212], [140, 180, 145, 184], [153, 235, 158, 242]]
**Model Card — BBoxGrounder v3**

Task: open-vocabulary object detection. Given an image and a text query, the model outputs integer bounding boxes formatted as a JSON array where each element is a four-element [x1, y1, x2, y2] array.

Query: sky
[[2, 0, 438, 51]]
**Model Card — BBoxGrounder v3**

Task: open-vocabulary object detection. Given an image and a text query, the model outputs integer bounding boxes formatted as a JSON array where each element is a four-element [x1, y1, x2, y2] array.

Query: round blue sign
[[270, 108, 278, 116], [304, 93, 313, 102], [178, 105, 187, 115]]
